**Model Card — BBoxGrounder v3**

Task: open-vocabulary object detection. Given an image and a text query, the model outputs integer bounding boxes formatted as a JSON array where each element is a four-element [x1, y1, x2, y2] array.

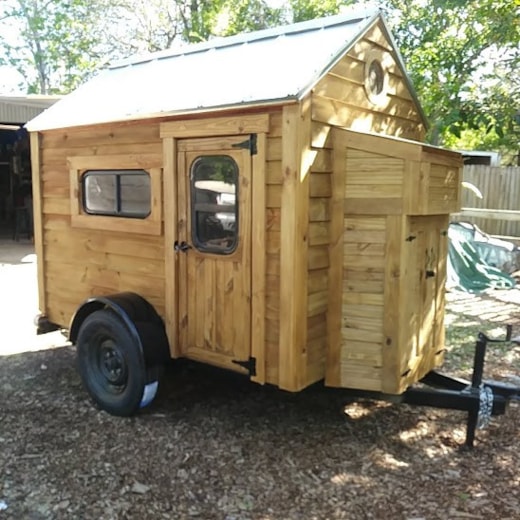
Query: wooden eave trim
[[340, 127, 422, 162], [160, 114, 270, 138]]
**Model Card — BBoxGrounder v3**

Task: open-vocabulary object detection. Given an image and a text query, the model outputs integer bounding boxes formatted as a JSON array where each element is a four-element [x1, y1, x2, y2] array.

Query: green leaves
[[1, 0, 518, 161], [0, 0, 106, 94], [383, 0, 520, 156]]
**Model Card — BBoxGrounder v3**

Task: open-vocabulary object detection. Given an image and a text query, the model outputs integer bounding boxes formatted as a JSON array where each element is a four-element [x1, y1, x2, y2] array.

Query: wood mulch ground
[[0, 243, 519, 519]]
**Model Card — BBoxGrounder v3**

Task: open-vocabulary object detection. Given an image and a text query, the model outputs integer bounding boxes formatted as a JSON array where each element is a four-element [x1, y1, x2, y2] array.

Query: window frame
[[189, 155, 239, 255], [69, 155, 162, 235], [363, 49, 390, 107], [82, 169, 152, 218]]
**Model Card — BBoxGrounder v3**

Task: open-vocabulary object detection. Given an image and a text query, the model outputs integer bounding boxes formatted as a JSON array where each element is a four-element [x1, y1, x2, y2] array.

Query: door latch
[[174, 241, 192, 252]]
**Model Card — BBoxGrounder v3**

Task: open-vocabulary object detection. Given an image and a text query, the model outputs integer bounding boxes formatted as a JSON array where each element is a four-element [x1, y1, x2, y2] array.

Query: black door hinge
[[232, 356, 257, 377], [232, 134, 257, 156]]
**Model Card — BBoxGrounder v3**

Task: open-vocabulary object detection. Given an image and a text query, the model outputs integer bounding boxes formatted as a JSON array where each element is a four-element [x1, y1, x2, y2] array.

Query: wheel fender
[[69, 292, 170, 367]]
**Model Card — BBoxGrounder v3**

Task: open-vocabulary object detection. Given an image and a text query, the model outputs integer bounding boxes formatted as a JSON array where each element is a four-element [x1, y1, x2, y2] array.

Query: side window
[[83, 170, 151, 218], [190, 156, 238, 254]]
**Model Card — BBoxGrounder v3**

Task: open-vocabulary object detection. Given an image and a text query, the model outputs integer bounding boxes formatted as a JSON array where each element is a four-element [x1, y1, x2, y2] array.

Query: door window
[[190, 156, 238, 254]]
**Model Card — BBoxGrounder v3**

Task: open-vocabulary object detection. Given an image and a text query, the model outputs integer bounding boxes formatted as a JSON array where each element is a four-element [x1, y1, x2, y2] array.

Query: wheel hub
[[99, 340, 127, 386]]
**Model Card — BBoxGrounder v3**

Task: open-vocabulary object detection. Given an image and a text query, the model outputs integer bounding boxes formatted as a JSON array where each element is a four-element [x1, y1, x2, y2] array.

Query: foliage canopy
[[0, 0, 518, 160]]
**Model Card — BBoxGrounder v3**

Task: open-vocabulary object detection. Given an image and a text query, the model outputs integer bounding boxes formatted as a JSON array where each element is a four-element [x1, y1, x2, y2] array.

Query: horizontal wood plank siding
[[344, 149, 404, 215], [304, 122, 334, 386], [327, 127, 459, 394], [311, 21, 425, 142], [340, 216, 386, 391], [39, 120, 166, 327]]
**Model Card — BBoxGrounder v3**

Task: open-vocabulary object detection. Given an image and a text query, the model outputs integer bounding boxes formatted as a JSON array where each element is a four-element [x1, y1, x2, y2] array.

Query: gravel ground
[[1, 241, 519, 520]]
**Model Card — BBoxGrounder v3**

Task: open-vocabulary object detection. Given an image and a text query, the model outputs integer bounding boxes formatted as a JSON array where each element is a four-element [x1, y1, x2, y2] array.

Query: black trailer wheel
[[76, 309, 152, 416]]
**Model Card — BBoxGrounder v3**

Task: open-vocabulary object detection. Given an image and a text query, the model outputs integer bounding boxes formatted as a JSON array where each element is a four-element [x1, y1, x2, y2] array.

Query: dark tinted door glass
[[190, 156, 238, 254]]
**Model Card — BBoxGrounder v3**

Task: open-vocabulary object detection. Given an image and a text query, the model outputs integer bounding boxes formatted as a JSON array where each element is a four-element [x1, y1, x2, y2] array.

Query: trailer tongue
[[343, 326, 520, 448]]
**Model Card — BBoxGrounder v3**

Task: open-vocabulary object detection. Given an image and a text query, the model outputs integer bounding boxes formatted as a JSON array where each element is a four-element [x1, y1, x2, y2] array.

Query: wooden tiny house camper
[[26, 10, 462, 415]]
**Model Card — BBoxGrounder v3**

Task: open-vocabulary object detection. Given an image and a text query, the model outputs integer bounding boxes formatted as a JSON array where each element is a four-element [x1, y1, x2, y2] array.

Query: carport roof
[[0, 95, 60, 125], [26, 8, 411, 131]]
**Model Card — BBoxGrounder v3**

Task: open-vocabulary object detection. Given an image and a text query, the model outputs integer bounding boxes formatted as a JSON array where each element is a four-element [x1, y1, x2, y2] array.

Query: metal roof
[[26, 9, 423, 131], [0, 95, 61, 125]]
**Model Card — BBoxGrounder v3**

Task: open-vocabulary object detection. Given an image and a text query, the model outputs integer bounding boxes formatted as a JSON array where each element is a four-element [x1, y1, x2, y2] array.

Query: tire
[[76, 309, 153, 416]]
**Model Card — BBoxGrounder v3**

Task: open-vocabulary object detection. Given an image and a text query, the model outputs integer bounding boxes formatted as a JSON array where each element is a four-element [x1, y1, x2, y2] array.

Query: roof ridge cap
[[110, 8, 379, 70]]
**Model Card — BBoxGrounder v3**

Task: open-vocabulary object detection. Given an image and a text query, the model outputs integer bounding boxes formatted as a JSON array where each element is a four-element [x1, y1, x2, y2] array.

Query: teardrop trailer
[[26, 10, 520, 447]]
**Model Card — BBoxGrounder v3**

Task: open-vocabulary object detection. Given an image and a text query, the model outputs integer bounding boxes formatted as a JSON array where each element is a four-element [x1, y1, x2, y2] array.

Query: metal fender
[[69, 292, 170, 366]]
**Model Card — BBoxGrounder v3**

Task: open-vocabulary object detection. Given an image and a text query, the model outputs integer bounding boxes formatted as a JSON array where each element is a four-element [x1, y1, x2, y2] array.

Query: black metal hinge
[[232, 356, 257, 377], [232, 134, 257, 156]]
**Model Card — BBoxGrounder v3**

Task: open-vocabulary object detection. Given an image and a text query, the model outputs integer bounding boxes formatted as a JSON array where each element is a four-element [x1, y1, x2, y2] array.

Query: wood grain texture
[[325, 129, 347, 386], [251, 132, 267, 384], [30, 132, 46, 314], [163, 136, 178, 357], [278, 102, 310, 391], [160, 114, 269, 138]]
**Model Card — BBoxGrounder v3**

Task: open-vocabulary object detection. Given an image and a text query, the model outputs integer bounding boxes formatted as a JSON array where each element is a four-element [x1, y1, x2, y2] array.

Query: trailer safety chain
[[477, 385, 494, 430]]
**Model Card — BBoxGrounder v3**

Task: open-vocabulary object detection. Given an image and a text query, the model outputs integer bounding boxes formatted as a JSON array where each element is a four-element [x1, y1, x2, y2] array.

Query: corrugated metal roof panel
[[26, 9, 379, 131], [0, 96, 60, 124]]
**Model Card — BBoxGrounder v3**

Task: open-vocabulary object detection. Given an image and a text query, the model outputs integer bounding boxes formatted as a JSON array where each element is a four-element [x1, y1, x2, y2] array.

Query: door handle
[[174, 241, 192, 252]]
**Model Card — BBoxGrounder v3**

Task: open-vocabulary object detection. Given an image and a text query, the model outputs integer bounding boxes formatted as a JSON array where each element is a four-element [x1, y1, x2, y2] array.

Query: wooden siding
[[341, 216, 386, 391], [265, 112, 283, 386], [311, 21, 425, 141], [305, 122, 333, 386], [37, 112, 279, 386], [344, 148, 405, 215], [39, 121, 164, 327], [327, 128, 460, 394], [278, 101, 311, 391]]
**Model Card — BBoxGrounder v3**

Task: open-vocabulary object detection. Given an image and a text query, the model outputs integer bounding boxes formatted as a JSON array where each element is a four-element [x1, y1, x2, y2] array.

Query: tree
[[0, 0, 107, 94], [380, 0, 520, 151], [289, 0, 351, 23], [215, 0, 285, 36], [2, 0, 518, 162]]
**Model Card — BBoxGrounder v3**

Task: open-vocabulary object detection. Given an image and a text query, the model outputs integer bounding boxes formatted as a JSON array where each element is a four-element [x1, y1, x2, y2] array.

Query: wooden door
[[407, 215, 447, 372], [176, 137, 252, 372]]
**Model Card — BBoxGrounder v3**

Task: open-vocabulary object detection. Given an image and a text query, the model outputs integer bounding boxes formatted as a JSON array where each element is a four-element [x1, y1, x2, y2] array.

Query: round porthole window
[[364, 52, 388, 106]]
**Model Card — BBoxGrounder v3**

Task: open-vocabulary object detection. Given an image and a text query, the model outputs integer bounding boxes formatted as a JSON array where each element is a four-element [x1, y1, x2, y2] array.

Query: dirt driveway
[[0, 241, 519, 519]]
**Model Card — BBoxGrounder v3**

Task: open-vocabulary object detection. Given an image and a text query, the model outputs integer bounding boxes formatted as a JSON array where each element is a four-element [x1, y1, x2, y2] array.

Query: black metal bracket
[[402, 324, 520, 448], [232, 357, 257, 377], [35, 314, 61, 335], [232, 134, 257, 156], [174, 240, 192, 253]]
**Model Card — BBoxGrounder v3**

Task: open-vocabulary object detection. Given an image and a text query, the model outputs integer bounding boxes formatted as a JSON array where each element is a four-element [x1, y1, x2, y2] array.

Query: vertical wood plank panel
[[381, 215, 406, 393], [30, 132, 46, 313], [163, 136, 178, 356], [178, 151, 190, 352], [278, 101, 311, 391], [325, 129, 347, 386], [251, 132, 267, 384]]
